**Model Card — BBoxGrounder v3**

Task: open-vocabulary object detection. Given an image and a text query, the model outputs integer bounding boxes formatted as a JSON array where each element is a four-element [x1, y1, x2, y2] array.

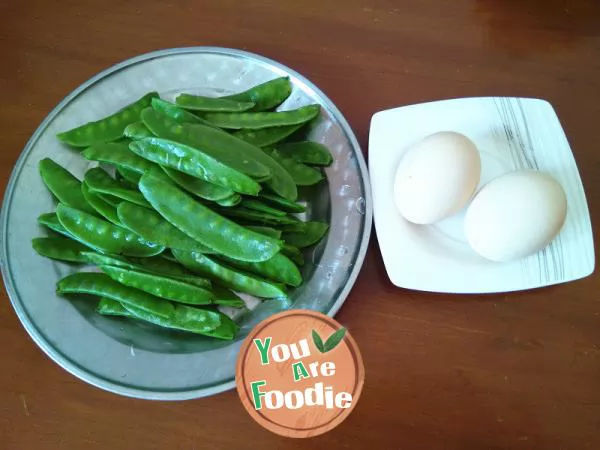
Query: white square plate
[[369, 97, 595, 293]]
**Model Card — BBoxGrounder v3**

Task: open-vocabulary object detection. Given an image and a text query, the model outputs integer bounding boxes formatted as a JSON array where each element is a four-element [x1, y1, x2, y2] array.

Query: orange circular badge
[[236, 309, 364, 438]]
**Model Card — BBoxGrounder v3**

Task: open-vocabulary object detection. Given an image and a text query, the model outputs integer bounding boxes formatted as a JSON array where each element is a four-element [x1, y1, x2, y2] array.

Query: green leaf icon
[[323, 327, 347, 353], [312, 327, 347, 353], [312, 329, 325, 352]]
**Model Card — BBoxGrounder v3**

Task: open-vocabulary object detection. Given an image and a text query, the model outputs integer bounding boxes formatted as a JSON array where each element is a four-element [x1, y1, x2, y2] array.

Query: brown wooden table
[[1, 0, 599, 448]]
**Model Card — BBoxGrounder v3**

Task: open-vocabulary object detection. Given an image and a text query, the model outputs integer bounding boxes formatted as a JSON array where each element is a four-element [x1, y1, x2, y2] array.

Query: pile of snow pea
[[32, 77, 332, 340]]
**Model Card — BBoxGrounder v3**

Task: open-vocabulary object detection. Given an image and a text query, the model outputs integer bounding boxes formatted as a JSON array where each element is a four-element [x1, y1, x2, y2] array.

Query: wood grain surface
[[1, 0, 599, 448]]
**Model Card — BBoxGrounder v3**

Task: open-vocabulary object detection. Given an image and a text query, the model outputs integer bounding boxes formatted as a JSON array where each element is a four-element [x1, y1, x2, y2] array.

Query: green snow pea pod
[[100, 265, 214, 305], [275, 222, 308, 232], [203, 104, 320, 130], [172, 249, 287, 299], [81, 252, 201, 282], [97, 298, 231, 338], [130, 138, 261, 196], [97, 298, 132, 316], [32, 237, 89, 263], [56, 204, 164, 257], [151, 97, 215, 126], [39, 158, 95, 213], [37, 212, 74, 238], [216, 194, 242, 207], [114, 168, 137, 189], [246, 226, 282, 239], [81, 182, 121, 225], [264, 148, 323, 186], [218, 253, 302, 287], [283, 221, 329, 248], [57, 272, 174, 319], [84, 167, 151, 207], [161, 166, 233, 201], [169, 274, 212, 289], [117, 202, 213, 253], [116, 166, 142, 184], [175, 93, 254, 112], [57, 92, 158, 147], [233, 123, 303, 147], [123, 121, 154, 139], [139, 170, 281, 262], [212, 285, 245, 308], [277, 141, 333, 166], [259, 193, 306, 213], [218, 207, 303, 227], [82, 142, 157, 174], [169, 122, 297, 200], [81, 252, 141, 270], [122, 302, 237, 339], [241, 199, 286, 217], [141, 108, 270, 179], [223, 77, 292, 111], [281, 244, 304, 266]]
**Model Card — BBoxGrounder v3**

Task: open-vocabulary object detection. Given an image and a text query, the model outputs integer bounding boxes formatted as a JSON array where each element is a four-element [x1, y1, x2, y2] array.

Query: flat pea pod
[[139, 170, 281, 262], [282, 244, 304, 266], [151, 97, 215, 126], [39, 158, 95, 213], [81, 182, 121, 225], [169, 274, 212, 290], [38, 212, 74, 239], [264, 148, 323, 186], [123, 121, 154, 139], [175, 93, 254, 112], [173, 249, 287, 299], [277, 141, 333, 166], [97, 298, 132, 316], [161, 167, 233, 201], [212, 285, 245, 308], [260, 193, 306, 213], [218, 253, 302, 287], [246, 226, 282, 239], [241, 199, 286, 217], [117, 166, 142, 184], [117, 202, 213, 253], [233, 123, 303, 147], [57, 92, 158, 147], [203, 104, 320, 130], [97, 298, 230, 337], [223, 77, 292, 111], [32, 237, 89, 263], [100, 265, 214, 305], [275, 222, 308, 232], [172, 122, 297, 201], [122, 302, 237, 339], [114, 168, 137, 189], [283, 221, 329, 248], [84, 168, 151, 208], [141, 109, 270, 179], [219, 207, 303, 227], [216, 194, 242, 207], [130, 138, 260, 196], [81, 252, 195, 280], [82, 142, 157, 174], [56, 204, 164, 257], [57, 272, 174, 319]]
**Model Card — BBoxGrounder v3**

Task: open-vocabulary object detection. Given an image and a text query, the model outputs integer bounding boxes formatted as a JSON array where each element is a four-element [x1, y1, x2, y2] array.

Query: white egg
[[464, 171, 567, 262], [394, 131, 481, 224]]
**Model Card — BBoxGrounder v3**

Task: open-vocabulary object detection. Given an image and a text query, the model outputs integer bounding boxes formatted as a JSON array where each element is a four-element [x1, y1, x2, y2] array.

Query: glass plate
[[0, 47, 372, 399]]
